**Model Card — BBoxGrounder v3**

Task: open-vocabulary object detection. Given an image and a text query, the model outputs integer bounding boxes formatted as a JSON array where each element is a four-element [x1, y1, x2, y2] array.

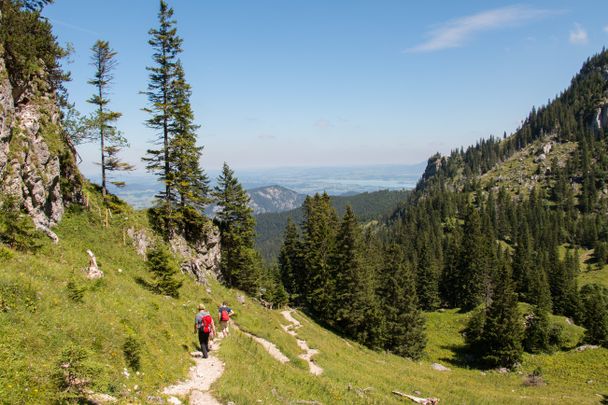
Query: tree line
[[277, 49, 608, 366]]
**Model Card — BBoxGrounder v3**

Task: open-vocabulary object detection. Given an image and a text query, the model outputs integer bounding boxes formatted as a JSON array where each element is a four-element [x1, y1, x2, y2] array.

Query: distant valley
[[94, 163, 425, 213]]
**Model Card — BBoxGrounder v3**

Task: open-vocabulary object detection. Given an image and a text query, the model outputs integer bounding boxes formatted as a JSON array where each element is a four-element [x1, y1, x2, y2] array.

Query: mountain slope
[[247, 185, 306, 215], [417, 50, 608, 202], [1, 189, 606, 404], [255, 188, 411, 262]]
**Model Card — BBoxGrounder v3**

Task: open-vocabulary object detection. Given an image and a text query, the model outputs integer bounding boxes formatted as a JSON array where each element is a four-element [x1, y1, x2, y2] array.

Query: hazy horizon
[[43, 1, 608, 176]]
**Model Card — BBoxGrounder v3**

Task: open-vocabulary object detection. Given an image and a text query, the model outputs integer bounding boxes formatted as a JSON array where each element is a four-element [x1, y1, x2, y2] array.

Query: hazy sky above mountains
[[44, 1, 608, 175]]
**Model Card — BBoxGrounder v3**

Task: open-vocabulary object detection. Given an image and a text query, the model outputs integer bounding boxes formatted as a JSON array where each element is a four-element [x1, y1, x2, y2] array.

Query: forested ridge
[[255, 189, 411, 262], [278, 48, 608, 367]]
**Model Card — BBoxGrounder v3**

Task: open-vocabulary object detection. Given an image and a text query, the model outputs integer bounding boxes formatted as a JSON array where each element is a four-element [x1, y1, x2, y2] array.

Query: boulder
[[431, 363, 450, 372]]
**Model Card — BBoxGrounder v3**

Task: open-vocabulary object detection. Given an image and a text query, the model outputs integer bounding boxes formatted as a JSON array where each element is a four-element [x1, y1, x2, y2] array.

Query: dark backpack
[[220, 308, 230, 322]]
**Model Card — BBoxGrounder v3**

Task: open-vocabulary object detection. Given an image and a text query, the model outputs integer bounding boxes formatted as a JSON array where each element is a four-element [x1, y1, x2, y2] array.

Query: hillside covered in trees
[[277, 49, 608, 368], [1, 0, 608, 403]]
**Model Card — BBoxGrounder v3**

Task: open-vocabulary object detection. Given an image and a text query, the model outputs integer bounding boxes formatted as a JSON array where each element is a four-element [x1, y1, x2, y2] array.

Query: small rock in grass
[[167, 397, 182, 405], [88, 393, 117, 403], [497, 367, 509, 374], [431, 363, 450, 372], [574, 344, 599, 352], [191, 351, 203, 358]]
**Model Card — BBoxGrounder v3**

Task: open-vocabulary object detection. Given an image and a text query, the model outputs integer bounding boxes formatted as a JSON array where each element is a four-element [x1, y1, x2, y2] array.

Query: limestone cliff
[[0, 54, 82, 241], [127, 224, 222, 284]]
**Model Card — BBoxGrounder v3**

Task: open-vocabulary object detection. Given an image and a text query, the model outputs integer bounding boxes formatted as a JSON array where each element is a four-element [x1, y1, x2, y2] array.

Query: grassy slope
[[217, 305, 607, 404], [1, 189, 607, 404], [0, 189, 215, 403]]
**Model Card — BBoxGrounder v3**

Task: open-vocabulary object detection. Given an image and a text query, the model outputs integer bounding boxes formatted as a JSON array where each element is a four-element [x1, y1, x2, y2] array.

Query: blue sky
[[43, 1, 608, 175]]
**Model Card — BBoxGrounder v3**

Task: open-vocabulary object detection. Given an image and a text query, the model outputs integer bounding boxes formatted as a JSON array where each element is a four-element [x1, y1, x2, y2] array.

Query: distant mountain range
[[89, 163, 425, 211]]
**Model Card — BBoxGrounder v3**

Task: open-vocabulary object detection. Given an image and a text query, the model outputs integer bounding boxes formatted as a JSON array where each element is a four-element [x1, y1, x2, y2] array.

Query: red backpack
[[202, 314, 213, 333], [220, 308, 230, 322]]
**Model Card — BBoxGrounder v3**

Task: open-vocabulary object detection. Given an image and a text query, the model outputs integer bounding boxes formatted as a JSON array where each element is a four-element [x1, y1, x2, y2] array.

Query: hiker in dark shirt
[[218, 302, 234, 338], [194, 304, 216, 358]]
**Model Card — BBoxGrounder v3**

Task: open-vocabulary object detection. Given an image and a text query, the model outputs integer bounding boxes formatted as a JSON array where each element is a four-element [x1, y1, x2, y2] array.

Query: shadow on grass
[[601, 394, 608, 405], [134, 276, 153, 292], [438, 344, 491, 370]]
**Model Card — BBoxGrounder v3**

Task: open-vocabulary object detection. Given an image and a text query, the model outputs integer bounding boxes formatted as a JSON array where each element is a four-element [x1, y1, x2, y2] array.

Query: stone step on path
[[280, 309, 323, 376], [162, 337, 225, 405]]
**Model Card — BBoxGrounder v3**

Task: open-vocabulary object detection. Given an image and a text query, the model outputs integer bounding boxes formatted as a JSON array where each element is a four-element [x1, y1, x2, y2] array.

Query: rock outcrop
[[594, 103, 608, 130], [0, 55, 82, 241], [170, 225, 222, 284], [127, 224, 222, 283]]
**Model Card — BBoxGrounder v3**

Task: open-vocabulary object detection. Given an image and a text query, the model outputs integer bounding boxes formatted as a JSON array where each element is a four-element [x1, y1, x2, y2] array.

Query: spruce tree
[[213, 163, 259, 293], [142, 0, 183, 227], [301, 193, 338, 315], [278, 219, 302, 301], [86, 40, 133, 197], [332, 206, 382, 346], [458, 206, 487, 311], [550, 250, 580, 318], [169, 60, 210, 212], [146, 243, 183, 298], [523, 272, 554, 353], [416, 239, 440, 310], [512, 223, 533, 299], [441, 223, 462, 308], [579, 284, 608, 347], [467, 261, 524, 368], [380, 244, 426, 359]]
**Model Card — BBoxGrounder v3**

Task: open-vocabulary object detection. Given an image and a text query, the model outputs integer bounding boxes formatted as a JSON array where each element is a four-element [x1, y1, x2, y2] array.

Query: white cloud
[[603, 25, 608, 33], [408, 5, 558, 53], [569, 23, 588, 44]]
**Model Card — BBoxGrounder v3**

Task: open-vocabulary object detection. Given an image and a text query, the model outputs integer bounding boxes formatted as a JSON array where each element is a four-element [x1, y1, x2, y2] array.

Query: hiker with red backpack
[[194, 304, 216, 358], [218, 302, 234, 338]]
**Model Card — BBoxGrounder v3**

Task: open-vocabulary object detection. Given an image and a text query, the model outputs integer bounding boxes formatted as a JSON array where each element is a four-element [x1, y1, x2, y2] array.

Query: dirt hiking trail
[[281, 309, 323, 376], [163, 336, 225, 405]]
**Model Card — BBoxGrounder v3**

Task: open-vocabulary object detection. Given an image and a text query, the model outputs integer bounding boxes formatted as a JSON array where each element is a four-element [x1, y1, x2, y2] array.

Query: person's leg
[[201, 332, 209, 358]]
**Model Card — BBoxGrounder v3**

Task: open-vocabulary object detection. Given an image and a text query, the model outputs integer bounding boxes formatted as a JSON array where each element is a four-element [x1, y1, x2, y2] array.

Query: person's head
[[198, 303, 205, 311], [222, 301, 227, 306]]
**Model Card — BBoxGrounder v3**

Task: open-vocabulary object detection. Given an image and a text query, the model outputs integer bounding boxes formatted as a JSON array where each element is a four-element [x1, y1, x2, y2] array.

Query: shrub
[[0, 196, 42, 251], [123, 334, 142, 371], [65, 280, 85, 303], [146, 243, 183, 298], [53, 344, 96, 402], [523, 367, 546, 387]]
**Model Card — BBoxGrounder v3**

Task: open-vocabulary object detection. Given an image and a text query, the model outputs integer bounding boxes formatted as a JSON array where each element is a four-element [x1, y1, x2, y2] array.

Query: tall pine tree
[[86, 40, 133, 196], [213, 163, 259, 293], [380, 244, 426, 359], [474, 261, 524, 368], [332, 206, 382, 346], [301, 193, 338, 316], [278, 218, 303, 302], [143, 0, 183, 230], [169, 60, 210, 212]]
